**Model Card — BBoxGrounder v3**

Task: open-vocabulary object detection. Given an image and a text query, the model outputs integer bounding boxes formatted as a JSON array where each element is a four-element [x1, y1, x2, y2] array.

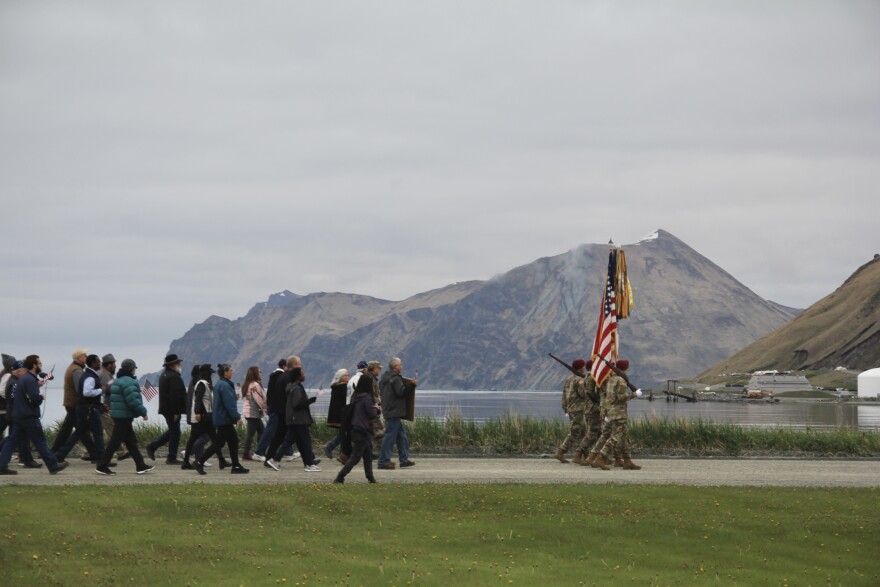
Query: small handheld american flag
[[141, 379, 158, 402]]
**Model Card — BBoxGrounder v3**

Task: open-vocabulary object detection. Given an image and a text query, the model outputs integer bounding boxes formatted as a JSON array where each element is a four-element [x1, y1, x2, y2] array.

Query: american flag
[[141, 379, 158, 402], [590, 250, 619, 387]]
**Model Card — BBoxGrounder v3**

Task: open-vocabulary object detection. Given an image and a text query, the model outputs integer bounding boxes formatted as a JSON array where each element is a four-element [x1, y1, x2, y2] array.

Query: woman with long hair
[[241, 366, 267, 460]]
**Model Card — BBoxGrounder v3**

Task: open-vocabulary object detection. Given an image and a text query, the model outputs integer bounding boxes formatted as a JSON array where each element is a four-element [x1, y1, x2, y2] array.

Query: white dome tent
[[857, 368, 880, 398]]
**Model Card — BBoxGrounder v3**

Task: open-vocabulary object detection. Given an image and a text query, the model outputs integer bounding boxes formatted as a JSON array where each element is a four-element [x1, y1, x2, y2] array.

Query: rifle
[[598, 356, 641, 395], [548, 353, 599, 403]]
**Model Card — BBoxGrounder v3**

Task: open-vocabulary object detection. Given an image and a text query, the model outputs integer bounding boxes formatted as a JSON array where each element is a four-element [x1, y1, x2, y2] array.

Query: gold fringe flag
[[589, 246, 634, 386]]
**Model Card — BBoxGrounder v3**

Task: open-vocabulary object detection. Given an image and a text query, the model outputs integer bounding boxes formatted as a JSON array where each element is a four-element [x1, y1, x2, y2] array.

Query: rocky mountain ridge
[[162, 229, 798, 389]]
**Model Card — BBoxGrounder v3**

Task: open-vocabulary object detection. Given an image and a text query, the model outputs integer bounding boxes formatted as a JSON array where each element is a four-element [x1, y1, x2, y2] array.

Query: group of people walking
[[0, 349, 417, 483], [555, 358, 642, 471]]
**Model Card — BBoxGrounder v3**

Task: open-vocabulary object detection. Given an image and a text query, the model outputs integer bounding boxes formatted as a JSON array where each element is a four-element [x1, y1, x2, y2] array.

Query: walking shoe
[[218, 459, 231, 470], [50, 462, 69, 474], [252, 453, 266, 462], [313, 458, 321, 466], [323, 445, 333, 459], [581, 453, 597, 466], [242, 453, 254, 461], [622, 457, 642, 470], [95, 465, 116, 476], [304, 464, 321, 472], [202, 460, 212, 467], [333, 478, 344, 484], [195, 462, 206, 476], [377, 463, 396, 470], [137, 465, 155, 475], [181, 461, 193, 470], [147, 446, 156, 461], [166, 458, 181, 465], [554, 448, 569, 463], [230, 465, 250, 474], [399, 461, 416, 468], [80, 454, 94, 461], [0, 468, 17, 475], [19, 462, 43, 469], [264, 459, 280, 471], [283, 452, 300, 462], [367, 477, 378, 484], [613, 457, 625, 468], [572, 453, 585, 465]]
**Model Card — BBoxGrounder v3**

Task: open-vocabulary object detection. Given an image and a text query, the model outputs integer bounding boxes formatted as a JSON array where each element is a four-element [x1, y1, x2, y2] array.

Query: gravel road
[[2, 456, 878, 487]]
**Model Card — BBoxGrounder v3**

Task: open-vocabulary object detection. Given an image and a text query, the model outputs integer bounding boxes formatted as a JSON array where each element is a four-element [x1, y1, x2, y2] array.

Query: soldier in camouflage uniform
[[555, 359, 588, 464], [592, 359, 641, 470], [364, 361, 385, 452], [575, 362, 603, 466]]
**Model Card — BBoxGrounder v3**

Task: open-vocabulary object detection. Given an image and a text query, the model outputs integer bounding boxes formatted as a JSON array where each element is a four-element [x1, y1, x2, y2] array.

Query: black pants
[[51, 406, 77, 452], [335, 428, 375, 482], [264, 420, 288, 463], [98, 418, 147, 469], [274, 424, 315, 466], [200, 424, 240, 467], [183, 418, 219, 463]]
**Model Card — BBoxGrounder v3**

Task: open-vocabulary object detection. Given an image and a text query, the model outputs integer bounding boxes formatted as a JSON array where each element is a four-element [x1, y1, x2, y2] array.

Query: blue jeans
[[149, 414, 182, 460], [58, 404, 103, 460], [255, 412, 292, 457], [378, 417, 409, 466], [0, 417, 61, 471]]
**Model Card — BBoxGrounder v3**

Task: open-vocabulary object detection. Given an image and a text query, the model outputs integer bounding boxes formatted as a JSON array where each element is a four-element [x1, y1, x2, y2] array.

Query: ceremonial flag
[[590, 250, 619, 387], [141, 379, 158, 402]]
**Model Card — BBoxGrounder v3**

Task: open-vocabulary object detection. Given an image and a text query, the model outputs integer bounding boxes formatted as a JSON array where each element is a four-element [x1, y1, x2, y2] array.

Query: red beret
[[585, 360, 593, 369], [571, 359, 586, 371], [616, 359, 629, 370]]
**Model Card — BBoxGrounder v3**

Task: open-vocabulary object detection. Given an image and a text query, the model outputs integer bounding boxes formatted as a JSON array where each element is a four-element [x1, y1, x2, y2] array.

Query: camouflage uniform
[[559, 374, 587, 453], [368, 374, 385, 448], [596, 374, 634, 460], [576, 376, 602, 455]]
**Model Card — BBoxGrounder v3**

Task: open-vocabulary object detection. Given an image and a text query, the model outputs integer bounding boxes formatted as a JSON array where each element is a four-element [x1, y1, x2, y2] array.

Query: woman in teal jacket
[[196, 364, 249, 475], [95, 359, 154, 475]]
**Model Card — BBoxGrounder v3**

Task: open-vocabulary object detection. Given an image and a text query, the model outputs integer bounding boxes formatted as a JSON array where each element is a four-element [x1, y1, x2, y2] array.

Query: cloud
[[1, 1, 878, 371]]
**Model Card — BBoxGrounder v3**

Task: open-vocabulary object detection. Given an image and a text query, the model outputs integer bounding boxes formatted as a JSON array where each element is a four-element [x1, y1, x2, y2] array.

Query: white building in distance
[[857, 368, 880, 398]]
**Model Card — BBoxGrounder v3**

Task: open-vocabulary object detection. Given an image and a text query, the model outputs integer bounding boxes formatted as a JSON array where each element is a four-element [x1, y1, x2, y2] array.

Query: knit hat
[[120, 358, 137, 371], [367, 360, 381, 370], [616, 359, 629, 370], [102, 353, 117, 365], [12, 360, 25, 370], [357, 360, 368, 370], [2, 354, 15, 370], [72, 348, 88, 360], [571, 359, 586, 371]]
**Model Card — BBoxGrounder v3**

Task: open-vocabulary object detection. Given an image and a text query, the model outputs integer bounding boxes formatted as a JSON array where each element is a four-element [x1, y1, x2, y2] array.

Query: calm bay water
[[37, 388, 880, 432]]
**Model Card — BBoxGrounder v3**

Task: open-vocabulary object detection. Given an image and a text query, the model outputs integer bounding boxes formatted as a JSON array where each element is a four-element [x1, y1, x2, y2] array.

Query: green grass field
[[1, 484, 876, 586]]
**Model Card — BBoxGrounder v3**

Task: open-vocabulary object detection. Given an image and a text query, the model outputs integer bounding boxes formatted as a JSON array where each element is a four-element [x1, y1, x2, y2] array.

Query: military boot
[[591, 454, 611, 471], [613, 456, 625, 468], [572, 452, 584, 465], [581, 453, 596, 466], [554, 448, 570, 463], [623, 457, 642, 470]]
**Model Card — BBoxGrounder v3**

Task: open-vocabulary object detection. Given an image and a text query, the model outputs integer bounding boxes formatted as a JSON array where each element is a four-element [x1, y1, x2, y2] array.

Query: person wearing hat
[[555, 358, 589, 464], [55, 354, 105, 463], [361, 361, 386, 462], [51, 348, 88, 454], [95, 359, 153, 476], [99, 353, 128, 462], [253, 359, 295, 462], [576, 361, 603, 467], [146, 353, 187, 464], [195, 364, 249, 475], [592, 359, 641, 471], [0, 355, 69, 475]]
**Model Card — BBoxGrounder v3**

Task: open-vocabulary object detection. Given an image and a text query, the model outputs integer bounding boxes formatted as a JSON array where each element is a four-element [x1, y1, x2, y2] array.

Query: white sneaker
[[284, 452, 300, 462], [304, 464, 321, 472], [265, 459, 281, 471], [203, 460, 213, 467], [253, 454, 266, 462]]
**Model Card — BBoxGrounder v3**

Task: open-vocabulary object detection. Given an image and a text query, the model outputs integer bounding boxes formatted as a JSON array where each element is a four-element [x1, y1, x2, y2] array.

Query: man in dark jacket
[[146, 354, 186, 464], [255, 358, 290, 461], [377, 358, 416, 470], [263, 355, 300, 470], [0, 355, 68, 475]]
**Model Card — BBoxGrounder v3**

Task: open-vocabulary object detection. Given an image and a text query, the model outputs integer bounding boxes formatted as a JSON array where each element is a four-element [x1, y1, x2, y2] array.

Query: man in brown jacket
[[51, 348, 88, 454]]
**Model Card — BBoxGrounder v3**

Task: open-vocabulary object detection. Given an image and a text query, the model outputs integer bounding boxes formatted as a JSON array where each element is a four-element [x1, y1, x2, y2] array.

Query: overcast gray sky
[[2, 1, 878, 375]]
